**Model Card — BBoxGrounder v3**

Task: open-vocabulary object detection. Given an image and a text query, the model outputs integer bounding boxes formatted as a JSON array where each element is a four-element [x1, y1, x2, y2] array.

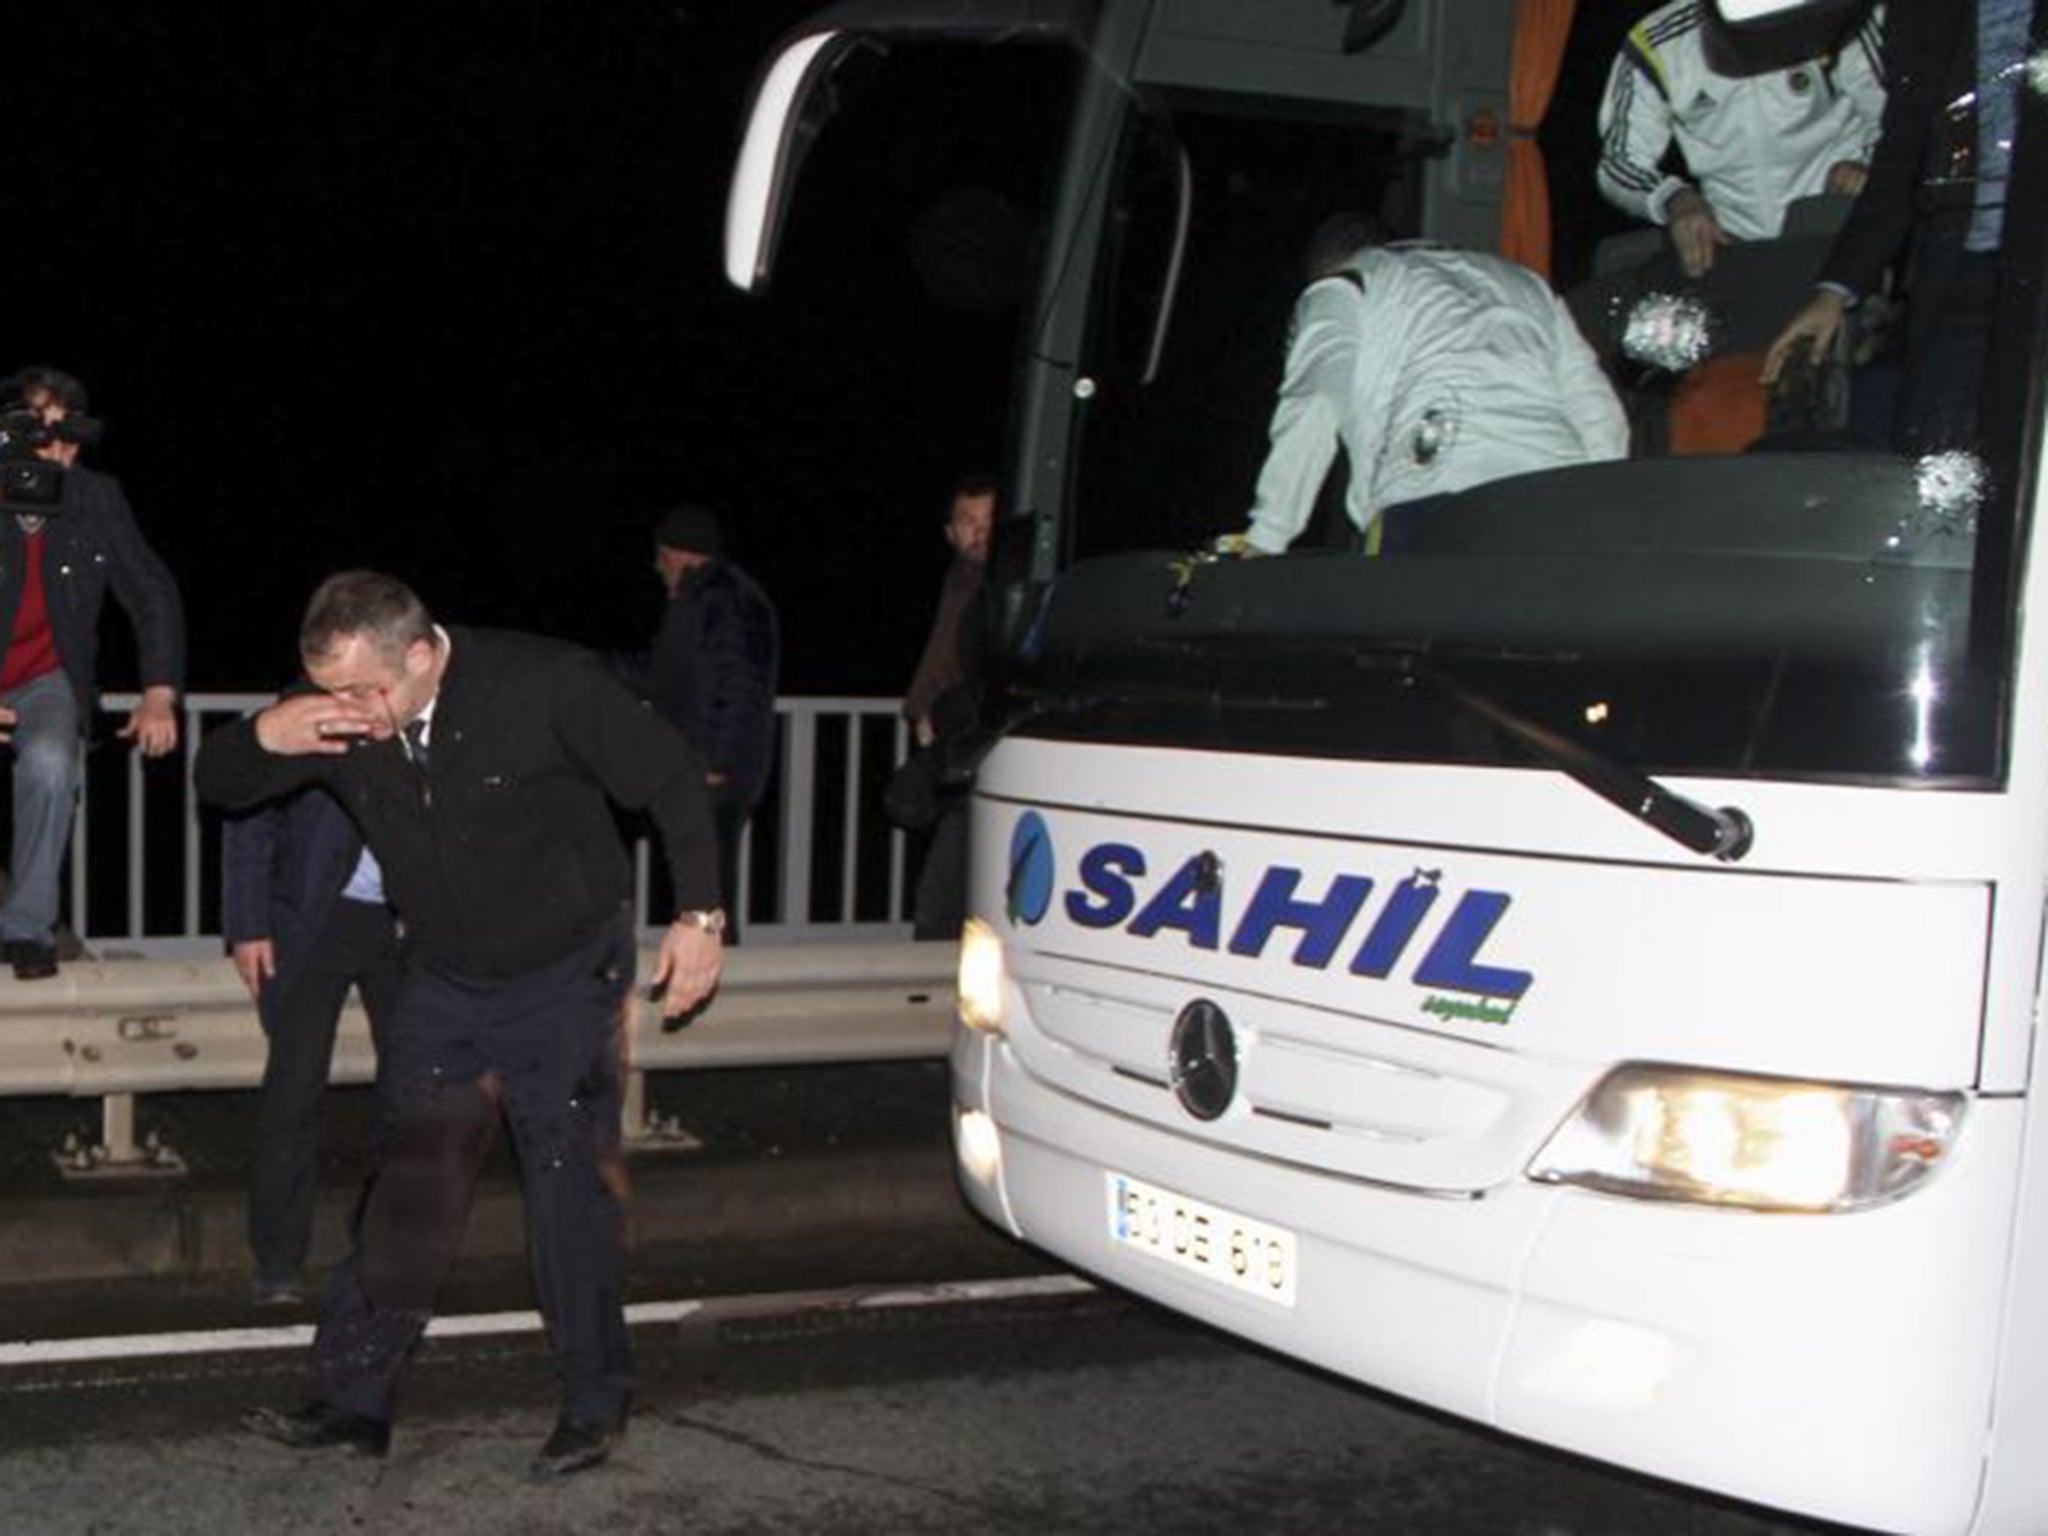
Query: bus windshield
[[1020, 31, 2045, 792]]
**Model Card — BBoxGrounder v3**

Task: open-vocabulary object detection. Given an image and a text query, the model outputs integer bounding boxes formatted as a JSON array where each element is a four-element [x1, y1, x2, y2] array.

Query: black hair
[[300, 570, 434, 665], [1302, 213, 1387, 285], [7, 366, 90, 416], [950, 472, 999, 506]]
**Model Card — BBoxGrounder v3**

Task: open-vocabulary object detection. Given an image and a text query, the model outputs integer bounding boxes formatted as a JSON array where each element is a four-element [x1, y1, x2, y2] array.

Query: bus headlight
[[957, 918, 1008, 1035], [1528, 1064, 1966, 1213]]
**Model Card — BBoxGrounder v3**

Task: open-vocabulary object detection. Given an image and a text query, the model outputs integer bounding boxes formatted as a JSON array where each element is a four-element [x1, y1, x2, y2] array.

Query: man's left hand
[[121, 686, 179, 757], [1762, 289, 1849, 387], [651, 918, 724, 1020]]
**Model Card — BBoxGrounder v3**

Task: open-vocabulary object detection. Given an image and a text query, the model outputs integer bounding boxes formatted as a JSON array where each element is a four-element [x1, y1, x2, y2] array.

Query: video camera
[[0, 395, 102, 513]]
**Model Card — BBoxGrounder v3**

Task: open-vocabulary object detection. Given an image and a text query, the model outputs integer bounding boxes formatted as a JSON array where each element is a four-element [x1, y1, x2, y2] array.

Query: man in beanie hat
[[616, 505, 779, 937]]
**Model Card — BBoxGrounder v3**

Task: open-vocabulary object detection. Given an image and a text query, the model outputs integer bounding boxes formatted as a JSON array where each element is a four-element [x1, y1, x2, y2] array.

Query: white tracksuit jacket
[[1243, 245, 1629, 554], [1597, 0, 1887, 240]]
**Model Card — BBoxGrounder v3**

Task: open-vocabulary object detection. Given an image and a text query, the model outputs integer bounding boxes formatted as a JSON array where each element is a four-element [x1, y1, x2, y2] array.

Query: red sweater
[[0, 530, 62, 694]]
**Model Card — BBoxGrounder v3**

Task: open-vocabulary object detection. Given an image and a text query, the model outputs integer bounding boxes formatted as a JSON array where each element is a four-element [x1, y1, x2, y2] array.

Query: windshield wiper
[[1428, 668, 1754, 863]]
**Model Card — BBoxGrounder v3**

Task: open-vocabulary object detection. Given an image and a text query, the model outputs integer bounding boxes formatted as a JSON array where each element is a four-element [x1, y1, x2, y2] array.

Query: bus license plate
[[1106, 1171, 1297, 1307]]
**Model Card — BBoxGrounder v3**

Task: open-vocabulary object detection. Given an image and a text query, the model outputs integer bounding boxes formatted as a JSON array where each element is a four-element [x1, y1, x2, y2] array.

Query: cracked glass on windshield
[[1039, 30, 2043, 789]]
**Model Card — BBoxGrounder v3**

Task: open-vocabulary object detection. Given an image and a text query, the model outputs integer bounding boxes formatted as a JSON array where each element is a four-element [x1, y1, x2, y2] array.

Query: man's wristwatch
[[674, 908, 728, 937]]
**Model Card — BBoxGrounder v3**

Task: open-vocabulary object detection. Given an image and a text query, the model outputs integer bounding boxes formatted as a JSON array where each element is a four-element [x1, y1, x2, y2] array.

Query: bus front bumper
[[953, 1027, 2013, 1536]]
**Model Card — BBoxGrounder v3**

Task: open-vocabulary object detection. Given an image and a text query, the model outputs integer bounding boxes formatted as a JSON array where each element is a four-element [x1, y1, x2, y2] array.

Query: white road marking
[[0, 1274, 1094, 1368]]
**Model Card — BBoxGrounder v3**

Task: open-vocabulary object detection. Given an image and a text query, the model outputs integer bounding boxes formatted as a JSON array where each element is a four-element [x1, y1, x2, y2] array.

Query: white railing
[[75, 692, 918, 955], [8, 694, 947, 1175]]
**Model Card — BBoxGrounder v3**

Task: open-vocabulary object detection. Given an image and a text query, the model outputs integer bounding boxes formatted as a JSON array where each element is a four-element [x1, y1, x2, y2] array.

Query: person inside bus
[[1226, 216, 1628, 556], [1760, 0, 2042, 455], [1597, 0, 1888, 279]]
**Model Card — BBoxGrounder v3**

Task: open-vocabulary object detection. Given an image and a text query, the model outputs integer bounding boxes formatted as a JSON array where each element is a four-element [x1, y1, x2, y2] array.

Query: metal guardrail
[[9, 691, 945, 1176], [79, 692, 918, 950], [8, 943, 959, 1175]]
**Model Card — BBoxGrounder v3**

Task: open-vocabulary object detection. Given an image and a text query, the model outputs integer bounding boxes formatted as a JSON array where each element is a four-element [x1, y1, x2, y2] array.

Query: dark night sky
[[6, 0, 1041, 697], [7, 0, 1639, 699]]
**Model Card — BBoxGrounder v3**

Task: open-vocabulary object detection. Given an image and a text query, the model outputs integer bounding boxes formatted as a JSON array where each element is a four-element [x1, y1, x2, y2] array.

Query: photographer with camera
[[0, 367, 184, 980]]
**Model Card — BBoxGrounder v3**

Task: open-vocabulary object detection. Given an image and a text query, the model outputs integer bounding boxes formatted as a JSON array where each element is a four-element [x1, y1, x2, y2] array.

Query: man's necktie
[[403, 719, 429, 771]]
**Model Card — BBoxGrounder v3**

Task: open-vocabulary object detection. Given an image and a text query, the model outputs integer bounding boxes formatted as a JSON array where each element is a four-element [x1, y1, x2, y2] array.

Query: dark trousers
[[911, 795, 968, 941], [307, 918, 636, 1428], [250, 897, 403, 1282], [713, 789, 750, 945]]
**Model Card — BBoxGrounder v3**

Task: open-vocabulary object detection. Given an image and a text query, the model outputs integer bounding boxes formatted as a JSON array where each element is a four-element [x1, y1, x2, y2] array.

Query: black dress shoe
[[243, 1402, 391, 1457], [528, 1414, 622, 1478], [4, 941, 57, 981], [250, 1274, 305, 1307]]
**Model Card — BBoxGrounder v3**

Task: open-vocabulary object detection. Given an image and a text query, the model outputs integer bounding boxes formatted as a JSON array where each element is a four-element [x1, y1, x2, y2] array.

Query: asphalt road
[[0, 1280, 1861, 1536], [0, 1063, 1866, 1536]]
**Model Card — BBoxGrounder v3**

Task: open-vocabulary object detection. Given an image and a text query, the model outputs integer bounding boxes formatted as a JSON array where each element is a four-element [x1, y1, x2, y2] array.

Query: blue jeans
[[0, 671, 80, 946]]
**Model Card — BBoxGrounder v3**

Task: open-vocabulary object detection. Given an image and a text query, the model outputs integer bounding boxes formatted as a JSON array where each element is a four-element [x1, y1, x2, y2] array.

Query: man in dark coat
[[222, 786, 402, 1303], [1762, 0, 2044, 450], [614, 504, 778, 936], [196, 570, 724, 1478], [0, 367, 184, 979], [901, 475, 995, 940]]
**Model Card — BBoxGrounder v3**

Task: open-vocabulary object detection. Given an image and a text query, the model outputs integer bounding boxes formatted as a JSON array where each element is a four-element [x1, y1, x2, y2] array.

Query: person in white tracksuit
[[1597, 0, 1887, 276], [1237, 224, 1629, 555]]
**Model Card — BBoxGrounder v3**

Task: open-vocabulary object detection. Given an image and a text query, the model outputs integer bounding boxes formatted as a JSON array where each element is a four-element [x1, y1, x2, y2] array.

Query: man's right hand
[[253, 694, 381, 755], [0, 705, 15, 745], [1825, 160, 1869, 198], [1665, 188, 1731, 279], [232, 939, 275, 1002], [1210, 532, 1269, 559], [1761, 289, 1849, 387]]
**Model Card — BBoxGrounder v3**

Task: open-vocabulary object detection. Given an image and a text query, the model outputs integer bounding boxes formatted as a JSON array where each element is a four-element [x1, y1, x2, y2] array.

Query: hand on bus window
[[1210, 532, 1269, 559], [1665, 188, 1730, 278], [1761, 289, 1848, 387], [1824, 160, 1869, 198]]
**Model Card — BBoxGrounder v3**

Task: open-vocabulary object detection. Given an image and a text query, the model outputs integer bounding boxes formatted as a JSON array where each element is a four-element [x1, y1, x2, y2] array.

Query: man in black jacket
[[1762, 0, 2044, 449], [614, 504, 778, 937], [196, 570, 724, 1478], [0, 367, 184, 979]]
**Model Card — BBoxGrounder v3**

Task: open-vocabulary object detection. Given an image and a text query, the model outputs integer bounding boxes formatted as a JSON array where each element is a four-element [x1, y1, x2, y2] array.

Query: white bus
[[726, 3, 2048, 1530]]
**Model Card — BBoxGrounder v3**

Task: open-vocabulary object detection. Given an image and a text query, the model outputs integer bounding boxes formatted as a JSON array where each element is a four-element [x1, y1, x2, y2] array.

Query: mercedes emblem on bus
[[1169, 998, 1238, 1121]]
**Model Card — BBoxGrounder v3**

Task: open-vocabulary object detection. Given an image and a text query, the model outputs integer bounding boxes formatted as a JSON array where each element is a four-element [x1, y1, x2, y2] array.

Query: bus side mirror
[[726, 32, 900, 293], [725, 1, 1098, 294]]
